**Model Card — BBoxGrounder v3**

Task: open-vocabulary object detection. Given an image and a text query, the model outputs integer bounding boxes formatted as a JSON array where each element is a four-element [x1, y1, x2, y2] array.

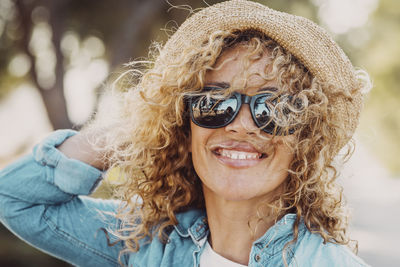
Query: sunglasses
[[188, 87, 295, 135]]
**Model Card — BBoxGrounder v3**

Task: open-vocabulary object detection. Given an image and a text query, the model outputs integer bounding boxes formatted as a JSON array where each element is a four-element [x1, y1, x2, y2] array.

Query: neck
[[203, 188, 277, 265]]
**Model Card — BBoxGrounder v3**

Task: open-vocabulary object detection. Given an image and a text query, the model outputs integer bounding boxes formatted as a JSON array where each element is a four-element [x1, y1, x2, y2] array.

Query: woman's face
[[190, 45, 295, 202]]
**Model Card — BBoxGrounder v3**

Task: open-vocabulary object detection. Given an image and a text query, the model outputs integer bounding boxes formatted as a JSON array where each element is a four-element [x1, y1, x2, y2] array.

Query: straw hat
[[161, 0, 363, 150]]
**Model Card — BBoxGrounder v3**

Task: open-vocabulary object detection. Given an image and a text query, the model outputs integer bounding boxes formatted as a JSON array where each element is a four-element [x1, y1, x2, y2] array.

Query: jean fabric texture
[[0, 130, 369, 267]]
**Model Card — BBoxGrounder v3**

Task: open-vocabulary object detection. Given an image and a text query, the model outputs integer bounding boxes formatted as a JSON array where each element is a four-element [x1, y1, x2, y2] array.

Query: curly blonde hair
[[89, 29, 370, 263]]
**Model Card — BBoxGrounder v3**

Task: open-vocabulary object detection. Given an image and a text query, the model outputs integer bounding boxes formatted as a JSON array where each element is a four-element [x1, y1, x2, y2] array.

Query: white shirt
[[200, 241, 248, 267]]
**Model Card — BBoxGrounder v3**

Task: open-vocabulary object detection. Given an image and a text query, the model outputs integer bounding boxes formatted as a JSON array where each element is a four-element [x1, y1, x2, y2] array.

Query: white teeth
[[219, 149, 260, 160]]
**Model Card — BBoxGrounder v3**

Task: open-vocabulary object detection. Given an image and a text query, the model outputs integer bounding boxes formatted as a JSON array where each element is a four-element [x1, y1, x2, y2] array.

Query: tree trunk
[[110, 0, 165, 69], [15, 0, 73, 130]]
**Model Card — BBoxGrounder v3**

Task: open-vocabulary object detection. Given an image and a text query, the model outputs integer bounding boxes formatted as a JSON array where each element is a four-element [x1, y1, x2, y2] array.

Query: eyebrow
[[205, 82, 230, 88], [205, 82, 278, 92], [257, 86, 278, 92]]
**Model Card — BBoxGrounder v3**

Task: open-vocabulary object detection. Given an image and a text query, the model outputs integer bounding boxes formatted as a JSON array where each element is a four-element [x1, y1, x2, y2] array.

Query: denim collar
[[253, 213, 300, 245], [174, 209, 208, 241], [251, 213, 306, 259]]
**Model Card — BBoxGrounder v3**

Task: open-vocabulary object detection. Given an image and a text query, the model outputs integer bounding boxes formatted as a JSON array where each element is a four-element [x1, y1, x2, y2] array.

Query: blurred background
[[0, 0, 399, 266]]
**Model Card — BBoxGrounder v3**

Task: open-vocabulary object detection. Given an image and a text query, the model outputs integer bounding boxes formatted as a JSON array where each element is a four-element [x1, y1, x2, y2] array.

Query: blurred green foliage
[[354, 0, 400, 174]]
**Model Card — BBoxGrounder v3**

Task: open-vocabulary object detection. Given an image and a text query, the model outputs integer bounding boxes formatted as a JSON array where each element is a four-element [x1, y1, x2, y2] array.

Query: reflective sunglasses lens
[[191, 96, 238, 127], [253, 95, 276, 133]]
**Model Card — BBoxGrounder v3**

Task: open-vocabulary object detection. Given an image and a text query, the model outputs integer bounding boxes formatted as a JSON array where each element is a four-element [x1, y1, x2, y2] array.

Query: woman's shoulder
[[292, 229, 370, 267]]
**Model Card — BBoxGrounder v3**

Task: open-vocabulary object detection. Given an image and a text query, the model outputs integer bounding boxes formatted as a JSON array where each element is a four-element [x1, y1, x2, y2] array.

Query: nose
[[225, 103, 260, 135]]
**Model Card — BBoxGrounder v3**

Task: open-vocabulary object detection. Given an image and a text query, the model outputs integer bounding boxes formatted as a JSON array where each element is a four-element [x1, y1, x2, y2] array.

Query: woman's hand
[[56, 129, 109, 171]]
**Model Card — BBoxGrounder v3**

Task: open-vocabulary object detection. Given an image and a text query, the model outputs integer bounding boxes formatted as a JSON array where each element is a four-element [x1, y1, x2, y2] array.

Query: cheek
[[189, 122, 216, 175], [188, 133, 192, 153], [189, 122, 212, 151], [189, 123, 204, 165]]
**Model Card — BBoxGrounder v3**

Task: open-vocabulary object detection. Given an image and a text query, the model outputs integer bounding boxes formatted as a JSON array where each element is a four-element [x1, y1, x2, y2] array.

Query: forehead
[[205, 45, 275, 92]]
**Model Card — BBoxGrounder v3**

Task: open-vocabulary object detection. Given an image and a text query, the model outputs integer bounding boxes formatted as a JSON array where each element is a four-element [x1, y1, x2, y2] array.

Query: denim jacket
[[0, 130, 369, 267]]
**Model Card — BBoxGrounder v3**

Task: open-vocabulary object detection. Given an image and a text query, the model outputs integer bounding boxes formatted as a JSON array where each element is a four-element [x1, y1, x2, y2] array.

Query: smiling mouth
[[212, 148, 268, 160]]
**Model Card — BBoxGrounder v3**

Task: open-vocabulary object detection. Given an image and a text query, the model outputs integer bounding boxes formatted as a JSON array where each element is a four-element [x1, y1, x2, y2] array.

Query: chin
[[216, 187, 265, 202]]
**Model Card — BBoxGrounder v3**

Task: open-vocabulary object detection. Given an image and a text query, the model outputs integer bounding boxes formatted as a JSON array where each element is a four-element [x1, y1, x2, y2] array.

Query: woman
[[0, 0, 371, 266]]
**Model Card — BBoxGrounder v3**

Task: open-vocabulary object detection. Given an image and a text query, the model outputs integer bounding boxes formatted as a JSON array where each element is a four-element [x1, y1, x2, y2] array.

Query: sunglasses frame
[[188, 87, 294, 135]]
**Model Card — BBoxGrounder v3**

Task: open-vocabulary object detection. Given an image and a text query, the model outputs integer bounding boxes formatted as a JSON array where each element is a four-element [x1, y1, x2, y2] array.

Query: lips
[[209, 141, 268, 168]]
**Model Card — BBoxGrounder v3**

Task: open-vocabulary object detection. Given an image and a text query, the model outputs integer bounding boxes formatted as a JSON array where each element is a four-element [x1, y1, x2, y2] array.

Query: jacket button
[[254, 254, 261, 262]]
